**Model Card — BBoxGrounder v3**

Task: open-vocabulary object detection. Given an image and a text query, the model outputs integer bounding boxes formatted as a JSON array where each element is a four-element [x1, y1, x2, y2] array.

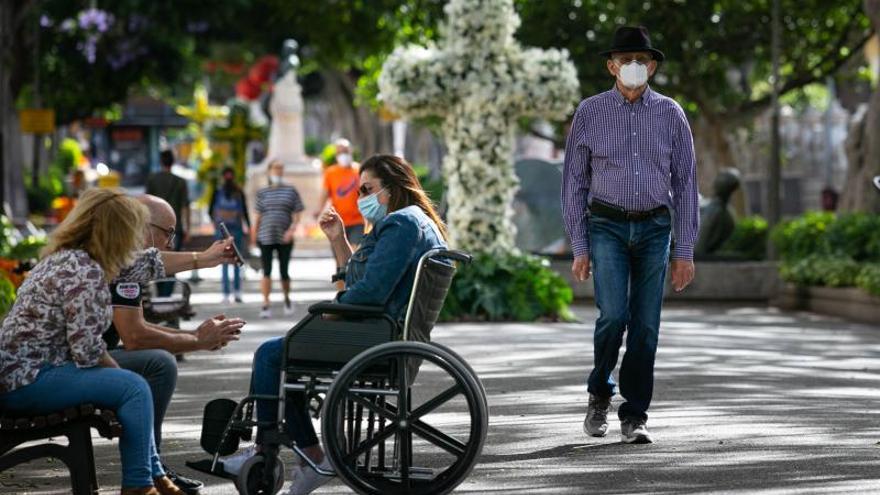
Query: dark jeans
[[587, 212, 671, 422], [251, 337, 318, 448], [111, 348, 178, 451], [259, 243, 293, 281]]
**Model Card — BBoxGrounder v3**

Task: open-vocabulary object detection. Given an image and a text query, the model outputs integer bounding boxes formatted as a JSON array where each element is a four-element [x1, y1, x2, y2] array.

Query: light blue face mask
[[357, 188, 388, 223]]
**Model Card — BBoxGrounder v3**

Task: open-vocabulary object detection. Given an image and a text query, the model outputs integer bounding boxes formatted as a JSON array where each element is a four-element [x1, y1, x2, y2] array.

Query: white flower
[[380, 0, 579, 254]]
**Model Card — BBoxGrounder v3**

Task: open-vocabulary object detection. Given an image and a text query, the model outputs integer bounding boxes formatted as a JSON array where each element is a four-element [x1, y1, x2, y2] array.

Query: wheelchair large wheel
[[322, 341, 488, 495], [235, 454, 284, 495]]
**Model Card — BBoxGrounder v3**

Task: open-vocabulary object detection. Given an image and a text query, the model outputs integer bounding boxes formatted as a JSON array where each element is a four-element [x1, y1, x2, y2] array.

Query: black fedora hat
[[600, 26, 665, 62]]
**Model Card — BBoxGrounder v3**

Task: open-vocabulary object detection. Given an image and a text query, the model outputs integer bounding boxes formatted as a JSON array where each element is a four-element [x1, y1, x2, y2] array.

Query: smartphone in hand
[[218, 222, 245, 267]]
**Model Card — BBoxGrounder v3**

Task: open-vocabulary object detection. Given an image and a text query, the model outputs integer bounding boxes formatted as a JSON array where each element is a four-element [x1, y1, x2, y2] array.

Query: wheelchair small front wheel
[[236, 454, 284, 495], [323, 341, 488, 495]]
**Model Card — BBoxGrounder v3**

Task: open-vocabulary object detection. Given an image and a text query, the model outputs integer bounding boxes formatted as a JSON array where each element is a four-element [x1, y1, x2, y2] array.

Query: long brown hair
[[43, 188, 148, 280], [360, 155, 448, 240]]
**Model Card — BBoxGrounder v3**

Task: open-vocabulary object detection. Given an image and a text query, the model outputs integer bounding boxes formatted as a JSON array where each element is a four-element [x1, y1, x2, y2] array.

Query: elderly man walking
[[562, 26, 699, 444]]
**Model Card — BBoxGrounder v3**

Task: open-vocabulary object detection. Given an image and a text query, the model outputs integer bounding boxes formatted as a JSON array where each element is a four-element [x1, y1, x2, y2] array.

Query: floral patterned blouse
[[0, 249, 112, 393]]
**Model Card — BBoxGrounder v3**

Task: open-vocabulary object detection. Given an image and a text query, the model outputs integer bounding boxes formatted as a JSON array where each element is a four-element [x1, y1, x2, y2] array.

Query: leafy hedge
[[772, 211, 880, 296], [440, 252, 574, 322], [717, 216, 768, 260]]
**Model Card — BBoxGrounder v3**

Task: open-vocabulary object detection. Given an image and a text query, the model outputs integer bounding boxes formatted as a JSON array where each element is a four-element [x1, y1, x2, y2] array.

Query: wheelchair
[[189, 249, 488, 495]]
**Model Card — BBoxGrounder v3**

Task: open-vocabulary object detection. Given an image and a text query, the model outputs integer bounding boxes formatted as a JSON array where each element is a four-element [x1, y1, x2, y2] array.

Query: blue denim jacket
[[339, 205, 447, 321]]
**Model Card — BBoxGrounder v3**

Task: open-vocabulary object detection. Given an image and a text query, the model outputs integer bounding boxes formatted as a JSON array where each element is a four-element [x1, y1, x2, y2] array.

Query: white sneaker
[[221, 294, 231, 304], [219, 444, 258, 477], [283, 303, 295, 317], [259, 307, 272, 319], [284, 458, 334, 495], [234, 291, 243, 303]]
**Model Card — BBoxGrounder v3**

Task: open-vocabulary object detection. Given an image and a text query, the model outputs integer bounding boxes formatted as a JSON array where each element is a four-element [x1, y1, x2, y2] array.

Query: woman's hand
[[319, 206, 345, 242]]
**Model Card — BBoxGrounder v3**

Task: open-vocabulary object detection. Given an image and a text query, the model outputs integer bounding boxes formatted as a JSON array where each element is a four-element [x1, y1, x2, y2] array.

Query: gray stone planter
[[550, 259, 781, 302], [775, 285, 880, 325]]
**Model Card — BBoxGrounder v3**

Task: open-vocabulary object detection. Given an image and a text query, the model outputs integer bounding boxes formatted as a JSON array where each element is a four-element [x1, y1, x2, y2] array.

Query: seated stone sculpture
[[695, 168, 741, 259]]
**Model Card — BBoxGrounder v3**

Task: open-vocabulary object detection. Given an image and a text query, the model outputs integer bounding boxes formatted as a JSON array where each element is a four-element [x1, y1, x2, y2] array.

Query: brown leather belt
[[590, 199, 669, 222]]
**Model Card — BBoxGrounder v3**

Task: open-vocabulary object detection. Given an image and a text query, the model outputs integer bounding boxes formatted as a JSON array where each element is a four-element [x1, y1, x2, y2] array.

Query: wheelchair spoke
[[343, 422, 399, 464], [346, 392, 397, 423], [409, 384, 462, 422], [410, 418, 467, 457]]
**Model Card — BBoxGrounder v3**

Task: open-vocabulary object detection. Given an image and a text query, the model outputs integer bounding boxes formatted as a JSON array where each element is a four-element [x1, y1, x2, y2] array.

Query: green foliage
[[780, 255, 862, 287], [304, 137, 326, 157], [718, 215, 768, 260], [0, 273, 14, 319], [855, 264, 880, 297], [0, 214, 47, 261], [53, 138, 81, 174], [412, 164, 445, 207], [440, 253, 574, 322], [513, 0, 870, 120], [774, 211, 880, 297], [823, 213, 880, 261], [0, 216, 15, 256], [770, 211, 835, 261], [6, 237, 47, 261]]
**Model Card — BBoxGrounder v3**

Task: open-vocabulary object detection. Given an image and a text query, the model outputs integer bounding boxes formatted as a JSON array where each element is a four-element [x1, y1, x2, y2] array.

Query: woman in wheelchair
[[221, 155, 448, 494], [0, 189, 185, 495]]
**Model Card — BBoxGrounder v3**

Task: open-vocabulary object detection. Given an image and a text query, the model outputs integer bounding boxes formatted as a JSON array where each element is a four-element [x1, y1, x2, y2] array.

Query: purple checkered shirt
[[561, 85, 699, 260]]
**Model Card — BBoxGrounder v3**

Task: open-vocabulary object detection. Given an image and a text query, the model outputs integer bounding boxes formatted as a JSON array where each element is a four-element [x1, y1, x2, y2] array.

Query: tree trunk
[[692, 114, 737, 195], [0, 1, 29, 219], [839, 0, 880, 213], [323, 69, 392, 158]]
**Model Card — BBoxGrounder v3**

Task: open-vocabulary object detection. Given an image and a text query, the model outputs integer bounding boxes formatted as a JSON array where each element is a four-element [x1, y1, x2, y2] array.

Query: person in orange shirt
[[318, 138, 365, 246]]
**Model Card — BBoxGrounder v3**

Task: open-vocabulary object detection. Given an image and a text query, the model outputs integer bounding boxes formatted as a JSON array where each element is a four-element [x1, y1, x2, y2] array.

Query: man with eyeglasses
[[562, 26, 699, 444], [103, 195, 246, 493]]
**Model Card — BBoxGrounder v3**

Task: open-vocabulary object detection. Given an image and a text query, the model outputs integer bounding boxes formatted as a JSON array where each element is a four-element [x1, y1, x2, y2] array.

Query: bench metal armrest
[[307, 301, 387, 317]]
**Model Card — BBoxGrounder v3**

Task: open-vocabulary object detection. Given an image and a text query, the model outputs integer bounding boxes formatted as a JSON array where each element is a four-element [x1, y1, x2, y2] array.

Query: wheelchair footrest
[[185, 458, 237, 481]]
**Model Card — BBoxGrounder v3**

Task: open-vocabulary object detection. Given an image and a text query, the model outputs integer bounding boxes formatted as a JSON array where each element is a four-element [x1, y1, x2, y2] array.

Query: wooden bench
[[0, 404, 123, 495]]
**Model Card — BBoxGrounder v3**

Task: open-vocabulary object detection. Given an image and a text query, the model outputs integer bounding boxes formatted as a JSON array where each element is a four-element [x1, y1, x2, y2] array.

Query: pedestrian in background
[[210, 167, 251, 304], [146, 150, 190, 251], [251, 160, 304, 319], [318, 138, 365, 248]]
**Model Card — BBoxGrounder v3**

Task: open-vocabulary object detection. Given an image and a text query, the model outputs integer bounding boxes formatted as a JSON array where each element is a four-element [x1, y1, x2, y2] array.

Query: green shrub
[[856, 264, 880, 297], [771, 211, 834, 261], [0, 272, 14, 319], [441, 252, 574, 322], [6, 236, 47, 261], [780, 255, 862, 287], [824, 213, 880, 262], [718, 216, 768, 260]]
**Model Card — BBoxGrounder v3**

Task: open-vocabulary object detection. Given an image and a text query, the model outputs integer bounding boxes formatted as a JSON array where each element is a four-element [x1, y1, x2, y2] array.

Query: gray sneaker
[[620, 418, 653, 444], [583, 394, 611, 437]]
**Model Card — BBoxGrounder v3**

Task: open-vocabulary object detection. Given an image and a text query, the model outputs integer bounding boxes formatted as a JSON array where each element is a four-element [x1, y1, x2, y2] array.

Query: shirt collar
[[610, 84, 654, 107]]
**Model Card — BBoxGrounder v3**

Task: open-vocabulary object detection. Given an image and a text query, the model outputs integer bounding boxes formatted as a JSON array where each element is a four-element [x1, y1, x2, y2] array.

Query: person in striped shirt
[[561, 26, 699, 444], [251, 160, 305, 319]]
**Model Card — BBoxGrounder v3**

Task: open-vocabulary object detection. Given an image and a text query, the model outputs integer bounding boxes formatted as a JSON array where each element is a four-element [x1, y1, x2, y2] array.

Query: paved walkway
[[3, 256, 880, 494]]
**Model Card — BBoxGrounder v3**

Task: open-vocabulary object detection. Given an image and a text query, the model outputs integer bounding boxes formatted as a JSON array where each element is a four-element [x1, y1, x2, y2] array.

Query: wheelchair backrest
[[402, 249, 471, 343]]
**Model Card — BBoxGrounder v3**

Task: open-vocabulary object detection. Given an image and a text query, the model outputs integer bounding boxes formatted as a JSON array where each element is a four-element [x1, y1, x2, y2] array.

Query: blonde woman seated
[[0, 189, 184, 495]]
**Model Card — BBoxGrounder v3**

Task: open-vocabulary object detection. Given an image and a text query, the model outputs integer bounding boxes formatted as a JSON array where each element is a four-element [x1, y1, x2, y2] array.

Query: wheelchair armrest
[[307, 301, 387, 317]]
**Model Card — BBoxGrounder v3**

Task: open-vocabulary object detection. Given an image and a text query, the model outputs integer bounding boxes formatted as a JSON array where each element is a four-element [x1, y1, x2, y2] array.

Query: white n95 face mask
[[618, 61, 649, 89]]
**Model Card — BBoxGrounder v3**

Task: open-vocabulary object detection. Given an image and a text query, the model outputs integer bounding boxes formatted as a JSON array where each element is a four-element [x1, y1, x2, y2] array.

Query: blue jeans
[[251, 337, 319, 448], [216, 222, 244, 295], [111, 348, 178, 451], [0, 363, 163, 487], [587, 212, 672, 421]]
